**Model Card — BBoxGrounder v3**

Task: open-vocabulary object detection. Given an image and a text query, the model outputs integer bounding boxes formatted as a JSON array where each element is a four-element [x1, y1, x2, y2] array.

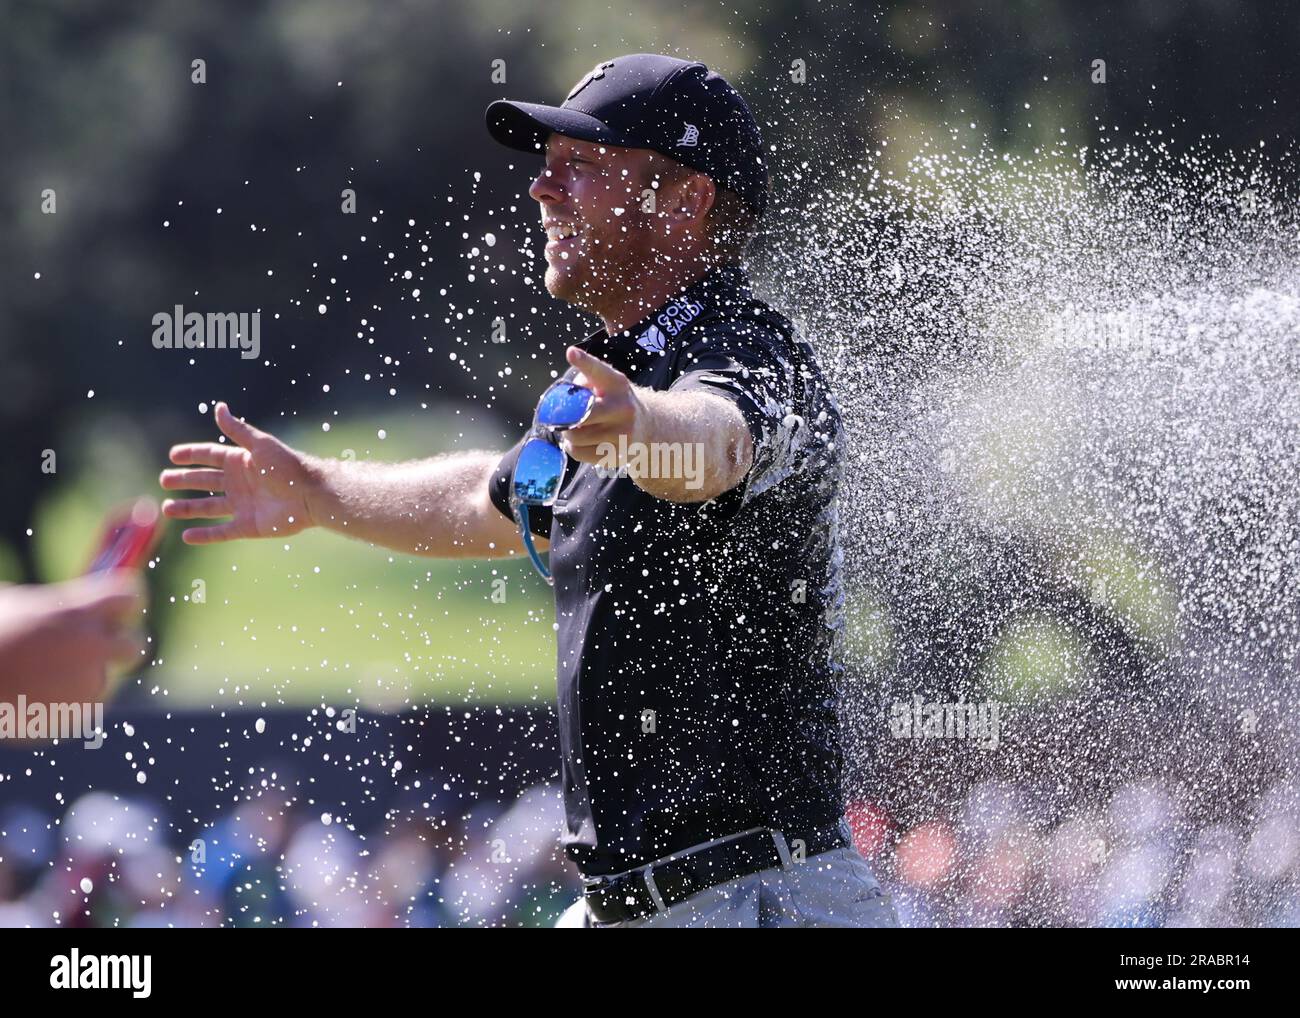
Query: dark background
[[4, 0, 1299, 577]]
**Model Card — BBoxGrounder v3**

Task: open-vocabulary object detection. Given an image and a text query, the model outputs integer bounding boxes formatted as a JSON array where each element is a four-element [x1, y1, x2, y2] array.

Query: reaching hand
[[0, 572, 145, 702], [160, 402, 318, 544], [558, 345, 646, 466]]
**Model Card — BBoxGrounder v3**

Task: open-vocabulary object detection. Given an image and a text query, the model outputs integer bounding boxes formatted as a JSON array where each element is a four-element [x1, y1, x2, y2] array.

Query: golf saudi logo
[[655, 296, 705, 337], [637, 325, 668, 353]]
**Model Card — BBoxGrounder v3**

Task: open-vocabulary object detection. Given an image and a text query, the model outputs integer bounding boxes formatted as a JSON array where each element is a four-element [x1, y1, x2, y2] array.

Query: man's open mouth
[[545, 223, 580, 241], [544, 223, 583, 258]]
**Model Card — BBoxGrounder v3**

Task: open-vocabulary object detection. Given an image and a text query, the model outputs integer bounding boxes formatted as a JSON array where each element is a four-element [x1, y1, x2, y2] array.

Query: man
[[160, 53, 896, 928]]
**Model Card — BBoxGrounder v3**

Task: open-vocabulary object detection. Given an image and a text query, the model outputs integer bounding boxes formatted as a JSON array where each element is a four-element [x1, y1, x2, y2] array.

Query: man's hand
[[160, 402, 318, 544], [0, 572, 146, 702], [559, 346, 648, 465], [561, 346, 753, 503], [160, 402, 527, 559]]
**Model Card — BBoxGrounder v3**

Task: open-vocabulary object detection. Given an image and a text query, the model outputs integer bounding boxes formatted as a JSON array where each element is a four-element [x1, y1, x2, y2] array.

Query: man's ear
[[660, 170, 716, 230]]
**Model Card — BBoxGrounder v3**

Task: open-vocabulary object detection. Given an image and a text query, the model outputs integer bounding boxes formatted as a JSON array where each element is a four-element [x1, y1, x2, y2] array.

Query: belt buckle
[[587, 827, 797, 920]]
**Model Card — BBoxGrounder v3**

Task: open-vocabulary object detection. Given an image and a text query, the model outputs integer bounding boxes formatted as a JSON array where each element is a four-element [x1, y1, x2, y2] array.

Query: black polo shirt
[[489, 263, 847, 877]]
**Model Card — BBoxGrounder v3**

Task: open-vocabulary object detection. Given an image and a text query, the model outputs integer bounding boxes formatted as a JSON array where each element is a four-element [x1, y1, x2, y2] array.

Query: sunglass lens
[[513, 438, 566, 505], [536, 382, 594, 428]]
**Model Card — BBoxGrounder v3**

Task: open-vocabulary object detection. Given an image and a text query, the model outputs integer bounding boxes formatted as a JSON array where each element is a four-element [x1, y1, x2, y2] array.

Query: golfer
[[160, 53, 897, 928]]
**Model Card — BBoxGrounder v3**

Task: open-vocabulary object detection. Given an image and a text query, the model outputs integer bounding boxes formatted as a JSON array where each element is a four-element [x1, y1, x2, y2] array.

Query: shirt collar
[[576, 262, 752, 362]]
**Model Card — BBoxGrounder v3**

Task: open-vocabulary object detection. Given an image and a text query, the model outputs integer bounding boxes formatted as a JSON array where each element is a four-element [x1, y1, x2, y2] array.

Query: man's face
[[528, 134, 677, 314]]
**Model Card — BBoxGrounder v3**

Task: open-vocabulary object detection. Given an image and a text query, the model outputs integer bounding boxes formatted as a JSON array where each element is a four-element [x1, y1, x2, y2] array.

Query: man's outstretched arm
[[558, 346, 754, 504], [160, 402, 537, 560], [306, 450, 530, 558]]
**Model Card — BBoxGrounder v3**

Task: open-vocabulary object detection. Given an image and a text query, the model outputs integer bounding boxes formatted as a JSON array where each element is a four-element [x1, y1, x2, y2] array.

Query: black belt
[[582, 824, 848, 925]]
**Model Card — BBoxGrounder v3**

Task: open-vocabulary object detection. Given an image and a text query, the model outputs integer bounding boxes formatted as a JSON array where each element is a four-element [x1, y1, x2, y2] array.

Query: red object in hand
[[86, 498, 164, 574]]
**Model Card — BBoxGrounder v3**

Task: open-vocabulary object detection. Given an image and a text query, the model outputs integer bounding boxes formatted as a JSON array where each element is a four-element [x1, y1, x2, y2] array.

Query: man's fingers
[[52, 573, 144, 617], [113, 630, 147, 663], [80, 588, 146, 627], [566, 346, 629, 394], [52, 576, 147, 669], [563, 421, 621, 450], [63, 623, 144, 683], [215, 402, 267, 449], [180, 522, 244, 545], [96, 628, 147, 665], [169, 442, 229, 468], [160, 468, 226, 492], [162, 495, 231, 521], [568, 393, 633, 430]]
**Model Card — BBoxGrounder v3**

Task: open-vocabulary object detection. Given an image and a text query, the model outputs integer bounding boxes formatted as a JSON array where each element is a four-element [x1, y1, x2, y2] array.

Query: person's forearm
[[628, 389, 754, 503], [559, 345, 755, 505], [303, 450, 529, 559]]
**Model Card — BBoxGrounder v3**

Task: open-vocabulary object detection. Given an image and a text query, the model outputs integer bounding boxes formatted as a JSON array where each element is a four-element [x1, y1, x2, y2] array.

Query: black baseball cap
[[485, 53, 769, 217]]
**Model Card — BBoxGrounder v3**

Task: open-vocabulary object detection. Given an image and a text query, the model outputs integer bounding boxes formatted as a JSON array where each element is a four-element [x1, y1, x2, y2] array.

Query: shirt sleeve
[[487, 435, 555, 538], [668, 315, 803, 518]]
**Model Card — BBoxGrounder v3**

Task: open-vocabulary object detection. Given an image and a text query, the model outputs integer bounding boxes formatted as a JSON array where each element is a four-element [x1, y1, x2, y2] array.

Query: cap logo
[[676, 122, 700, 147], [567, 60, 616, 101]]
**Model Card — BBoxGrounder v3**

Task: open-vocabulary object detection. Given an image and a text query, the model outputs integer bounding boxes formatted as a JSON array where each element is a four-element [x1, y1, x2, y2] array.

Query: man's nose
[[529, 167, 563, 205]]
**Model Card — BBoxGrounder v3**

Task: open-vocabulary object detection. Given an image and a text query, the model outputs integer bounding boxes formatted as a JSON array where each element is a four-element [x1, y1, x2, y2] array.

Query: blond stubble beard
[[545, 246, 643, 319], [543, 206, 674, 319]]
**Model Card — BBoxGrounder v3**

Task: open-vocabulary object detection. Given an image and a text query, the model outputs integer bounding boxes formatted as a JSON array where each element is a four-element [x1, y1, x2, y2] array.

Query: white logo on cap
[[677, 123, 700, 147], [567, 60, 616, 101]]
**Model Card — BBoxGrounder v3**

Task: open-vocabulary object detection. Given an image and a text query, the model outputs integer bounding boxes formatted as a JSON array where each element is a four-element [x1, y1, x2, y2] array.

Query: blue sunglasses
[[510, 380, 596, 584]]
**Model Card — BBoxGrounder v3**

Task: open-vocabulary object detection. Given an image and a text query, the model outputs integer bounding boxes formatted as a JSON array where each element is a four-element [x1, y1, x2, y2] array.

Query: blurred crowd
[[850, 778, 1300, 928], [2, 772, 1296, 927], [0, 780, 580, 928]]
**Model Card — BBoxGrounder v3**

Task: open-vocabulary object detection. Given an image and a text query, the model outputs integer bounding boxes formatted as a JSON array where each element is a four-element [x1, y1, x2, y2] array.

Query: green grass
[[154, 528, 556, 709]]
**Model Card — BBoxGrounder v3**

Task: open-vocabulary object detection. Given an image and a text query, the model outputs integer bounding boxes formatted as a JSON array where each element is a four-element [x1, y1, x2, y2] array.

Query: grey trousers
[[556, 843, 899, 928]]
